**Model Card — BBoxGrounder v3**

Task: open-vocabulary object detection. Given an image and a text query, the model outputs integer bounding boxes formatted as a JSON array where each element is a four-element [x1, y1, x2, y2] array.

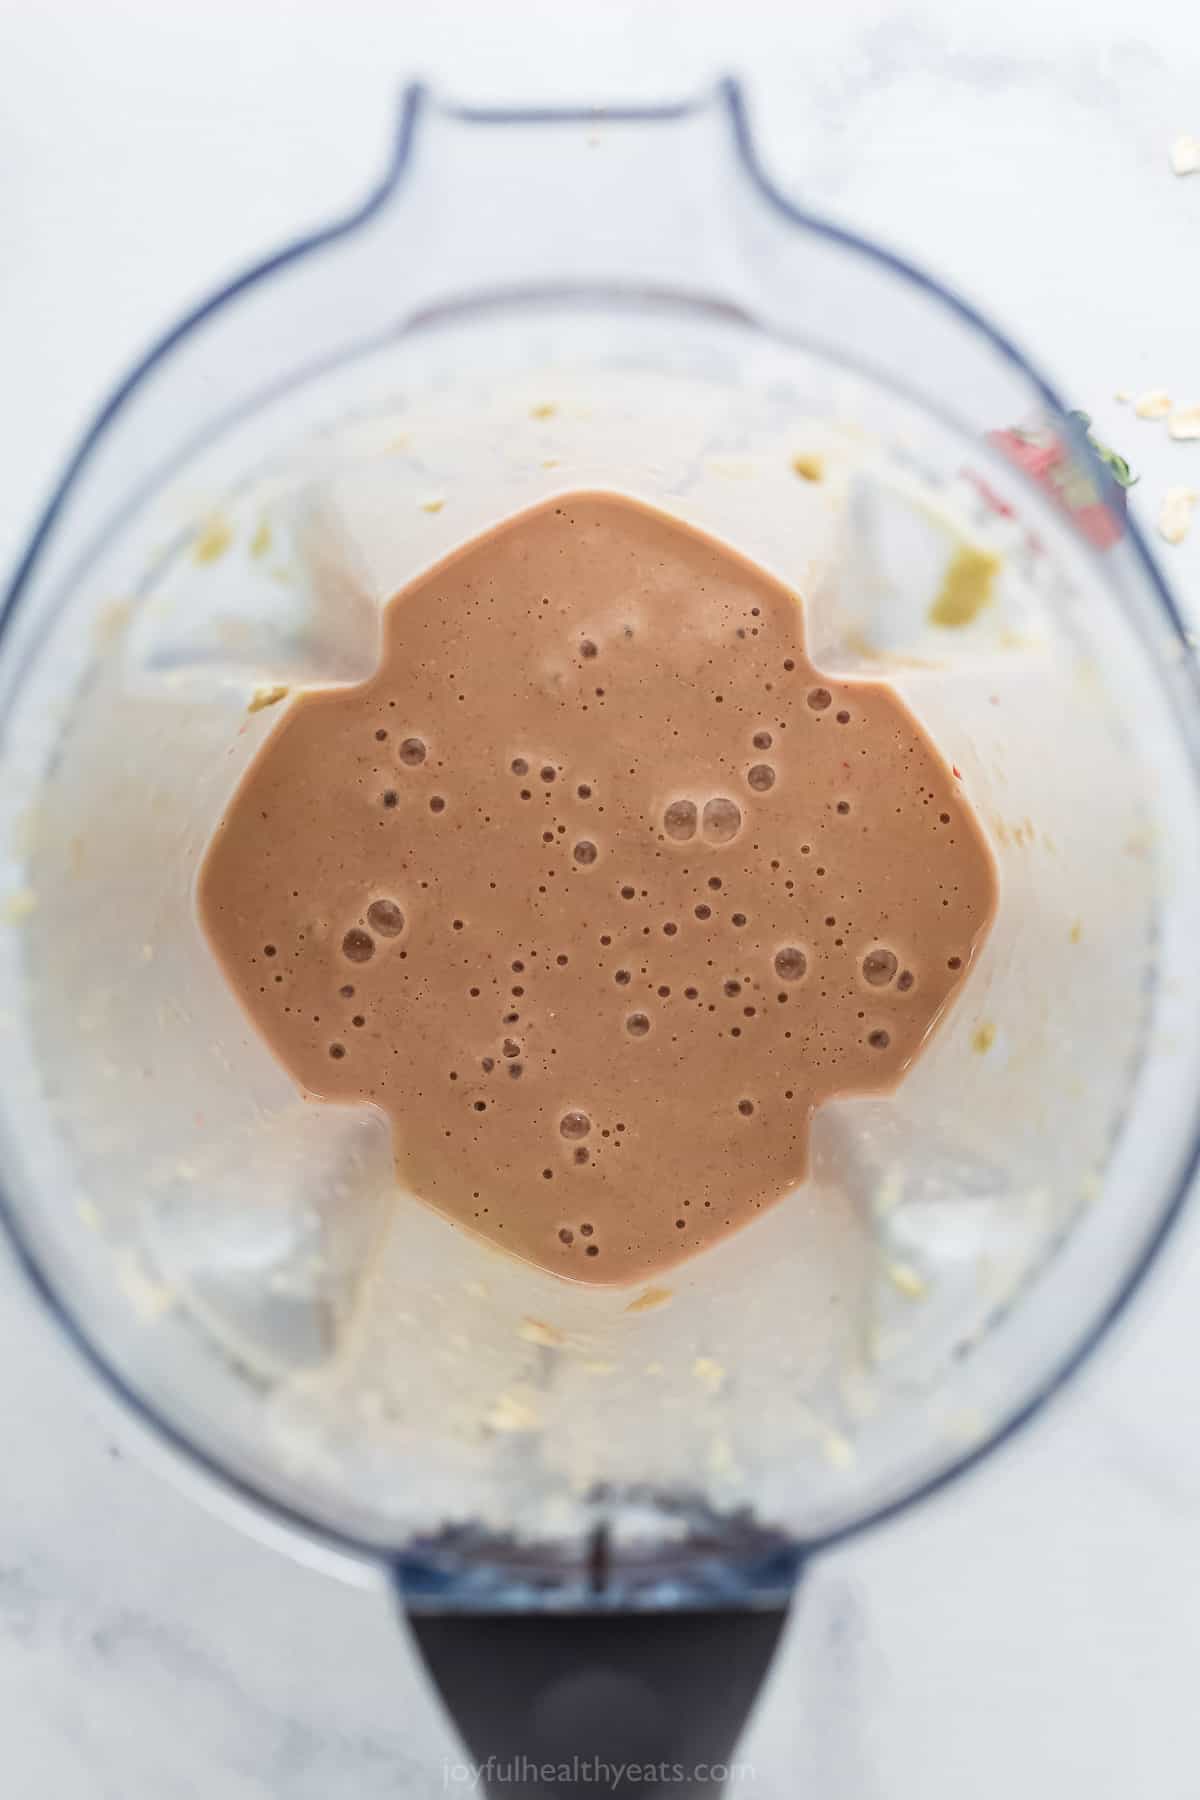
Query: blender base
[[411, 1605, 790, 1798]]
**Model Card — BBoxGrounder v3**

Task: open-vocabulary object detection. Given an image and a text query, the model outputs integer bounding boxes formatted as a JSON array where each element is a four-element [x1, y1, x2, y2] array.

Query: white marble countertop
[[2, 0, 1200, 1793]]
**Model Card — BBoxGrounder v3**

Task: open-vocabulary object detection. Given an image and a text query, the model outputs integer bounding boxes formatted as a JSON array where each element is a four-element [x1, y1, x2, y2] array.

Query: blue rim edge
[[0, 76, 1197, 1604]]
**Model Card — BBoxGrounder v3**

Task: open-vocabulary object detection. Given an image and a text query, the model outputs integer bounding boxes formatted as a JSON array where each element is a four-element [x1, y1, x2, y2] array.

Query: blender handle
[[409, 1602, 792, 1799]]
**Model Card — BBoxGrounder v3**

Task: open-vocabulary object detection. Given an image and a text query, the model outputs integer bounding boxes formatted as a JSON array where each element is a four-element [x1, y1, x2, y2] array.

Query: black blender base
[[412, 1606, 790, 1799]]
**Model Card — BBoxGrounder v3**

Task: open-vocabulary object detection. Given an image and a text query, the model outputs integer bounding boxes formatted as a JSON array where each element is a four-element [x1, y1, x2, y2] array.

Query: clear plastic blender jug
[[2, 83, 1199, 1796]]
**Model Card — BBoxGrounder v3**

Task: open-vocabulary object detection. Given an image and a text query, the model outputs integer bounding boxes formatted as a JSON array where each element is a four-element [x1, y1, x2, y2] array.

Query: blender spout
[[371, 80, 765, 331]]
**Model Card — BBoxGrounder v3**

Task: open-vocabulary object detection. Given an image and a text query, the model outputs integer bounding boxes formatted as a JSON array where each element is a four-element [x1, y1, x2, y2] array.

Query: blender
[[1, 82, 1198, 1798]]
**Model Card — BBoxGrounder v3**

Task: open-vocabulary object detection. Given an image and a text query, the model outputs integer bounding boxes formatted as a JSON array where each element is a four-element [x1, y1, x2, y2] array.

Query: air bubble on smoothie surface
[[774, 947, 807, 981], [862, 948, 898, 986], [702, 797, 742, 843], [398, 737, 427, 766], [560, 1111, 591, 1139], [366, 899, 405, 937], [342, 929, 375, 963], [664, 800, 698, 841]]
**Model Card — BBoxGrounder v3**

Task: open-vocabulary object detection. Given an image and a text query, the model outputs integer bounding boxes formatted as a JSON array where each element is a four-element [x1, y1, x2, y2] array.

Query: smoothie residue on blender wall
[[199, 493, 996, 1285]]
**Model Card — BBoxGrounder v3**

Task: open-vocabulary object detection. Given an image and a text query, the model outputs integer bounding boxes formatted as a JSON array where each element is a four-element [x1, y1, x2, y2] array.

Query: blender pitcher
[[2, 82, 1200, 1798]]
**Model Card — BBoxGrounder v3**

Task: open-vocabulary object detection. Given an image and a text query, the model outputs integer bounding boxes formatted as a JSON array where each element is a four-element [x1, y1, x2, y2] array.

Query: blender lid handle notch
[[408, 1604, 792, 1800]]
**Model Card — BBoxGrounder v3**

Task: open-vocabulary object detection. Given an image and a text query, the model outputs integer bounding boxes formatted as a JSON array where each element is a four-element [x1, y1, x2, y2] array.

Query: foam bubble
[[752, 731, 773, 750], [868, 1029, 891, 1050], [862, 948, 897, 986], [774, 947, 806, 981], [399, 738, 427, 766], [341, 929, 375, 963], [807, 688, 832, 711], [664, 800, 698, 841], [702, 797, 742, 843], [626, 1012, 651, 1037], [574, 840, 598, 865], [747, 764, 775, 793], [560, 1111, 591, 1139], [366, 899, 405, 937]]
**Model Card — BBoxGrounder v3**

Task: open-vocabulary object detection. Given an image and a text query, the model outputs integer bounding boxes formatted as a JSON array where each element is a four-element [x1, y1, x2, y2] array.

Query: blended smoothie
[[199, 493, 996, 1284]]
